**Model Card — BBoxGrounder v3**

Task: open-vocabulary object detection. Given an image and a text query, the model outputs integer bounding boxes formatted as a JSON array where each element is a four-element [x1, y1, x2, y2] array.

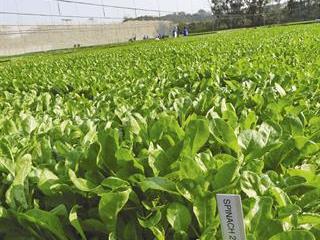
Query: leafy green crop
[[0, 24, 320, 239]]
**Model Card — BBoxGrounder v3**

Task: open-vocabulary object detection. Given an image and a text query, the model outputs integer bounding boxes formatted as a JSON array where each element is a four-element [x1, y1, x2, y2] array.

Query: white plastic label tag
[[216, 194, 246, 240]]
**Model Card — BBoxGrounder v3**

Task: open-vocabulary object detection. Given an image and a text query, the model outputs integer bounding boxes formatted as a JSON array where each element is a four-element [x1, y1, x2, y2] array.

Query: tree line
[[210, 0, 320, 30], [125, 0, 320, 33]]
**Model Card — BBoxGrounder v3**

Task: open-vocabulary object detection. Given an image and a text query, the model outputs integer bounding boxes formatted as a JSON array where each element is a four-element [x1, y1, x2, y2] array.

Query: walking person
[[172, 26, 178, 38], [183, 26, 189, 37]]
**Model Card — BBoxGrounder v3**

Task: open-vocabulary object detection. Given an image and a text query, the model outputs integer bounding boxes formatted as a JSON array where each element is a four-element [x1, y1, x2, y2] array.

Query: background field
[[0, 24, 320, 240]]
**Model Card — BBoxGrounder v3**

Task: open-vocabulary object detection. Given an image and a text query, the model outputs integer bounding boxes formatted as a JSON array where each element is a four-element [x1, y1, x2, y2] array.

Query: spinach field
[[0, 24, 320, 240]]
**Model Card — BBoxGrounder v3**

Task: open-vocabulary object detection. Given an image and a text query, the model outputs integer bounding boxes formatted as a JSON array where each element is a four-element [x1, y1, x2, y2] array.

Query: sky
[[0, 0, 211, 25]]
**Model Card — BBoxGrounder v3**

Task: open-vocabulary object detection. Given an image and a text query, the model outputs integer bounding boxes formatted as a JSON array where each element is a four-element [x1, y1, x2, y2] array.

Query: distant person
[[183, 26, 189, 37], [155, 33, 161, 40], [129, 36, 136, 42], [172, 26, 178, 38]]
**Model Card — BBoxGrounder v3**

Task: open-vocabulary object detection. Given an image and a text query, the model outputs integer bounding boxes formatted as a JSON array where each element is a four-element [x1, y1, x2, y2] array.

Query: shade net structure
[[0, 0, 211, 56]]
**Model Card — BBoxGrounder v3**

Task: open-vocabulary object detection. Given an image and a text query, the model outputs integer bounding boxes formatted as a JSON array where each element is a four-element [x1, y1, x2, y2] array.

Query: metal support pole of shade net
[[133, 0, 138, 40], [14, 0, 26, 54], [100, 0, 107, 45], [75, 0, 82, 48], [101, 0, 106, 18], [57, 0, 62, 16], [46, 0, 53, 51], [156, 0, 161, 18]]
